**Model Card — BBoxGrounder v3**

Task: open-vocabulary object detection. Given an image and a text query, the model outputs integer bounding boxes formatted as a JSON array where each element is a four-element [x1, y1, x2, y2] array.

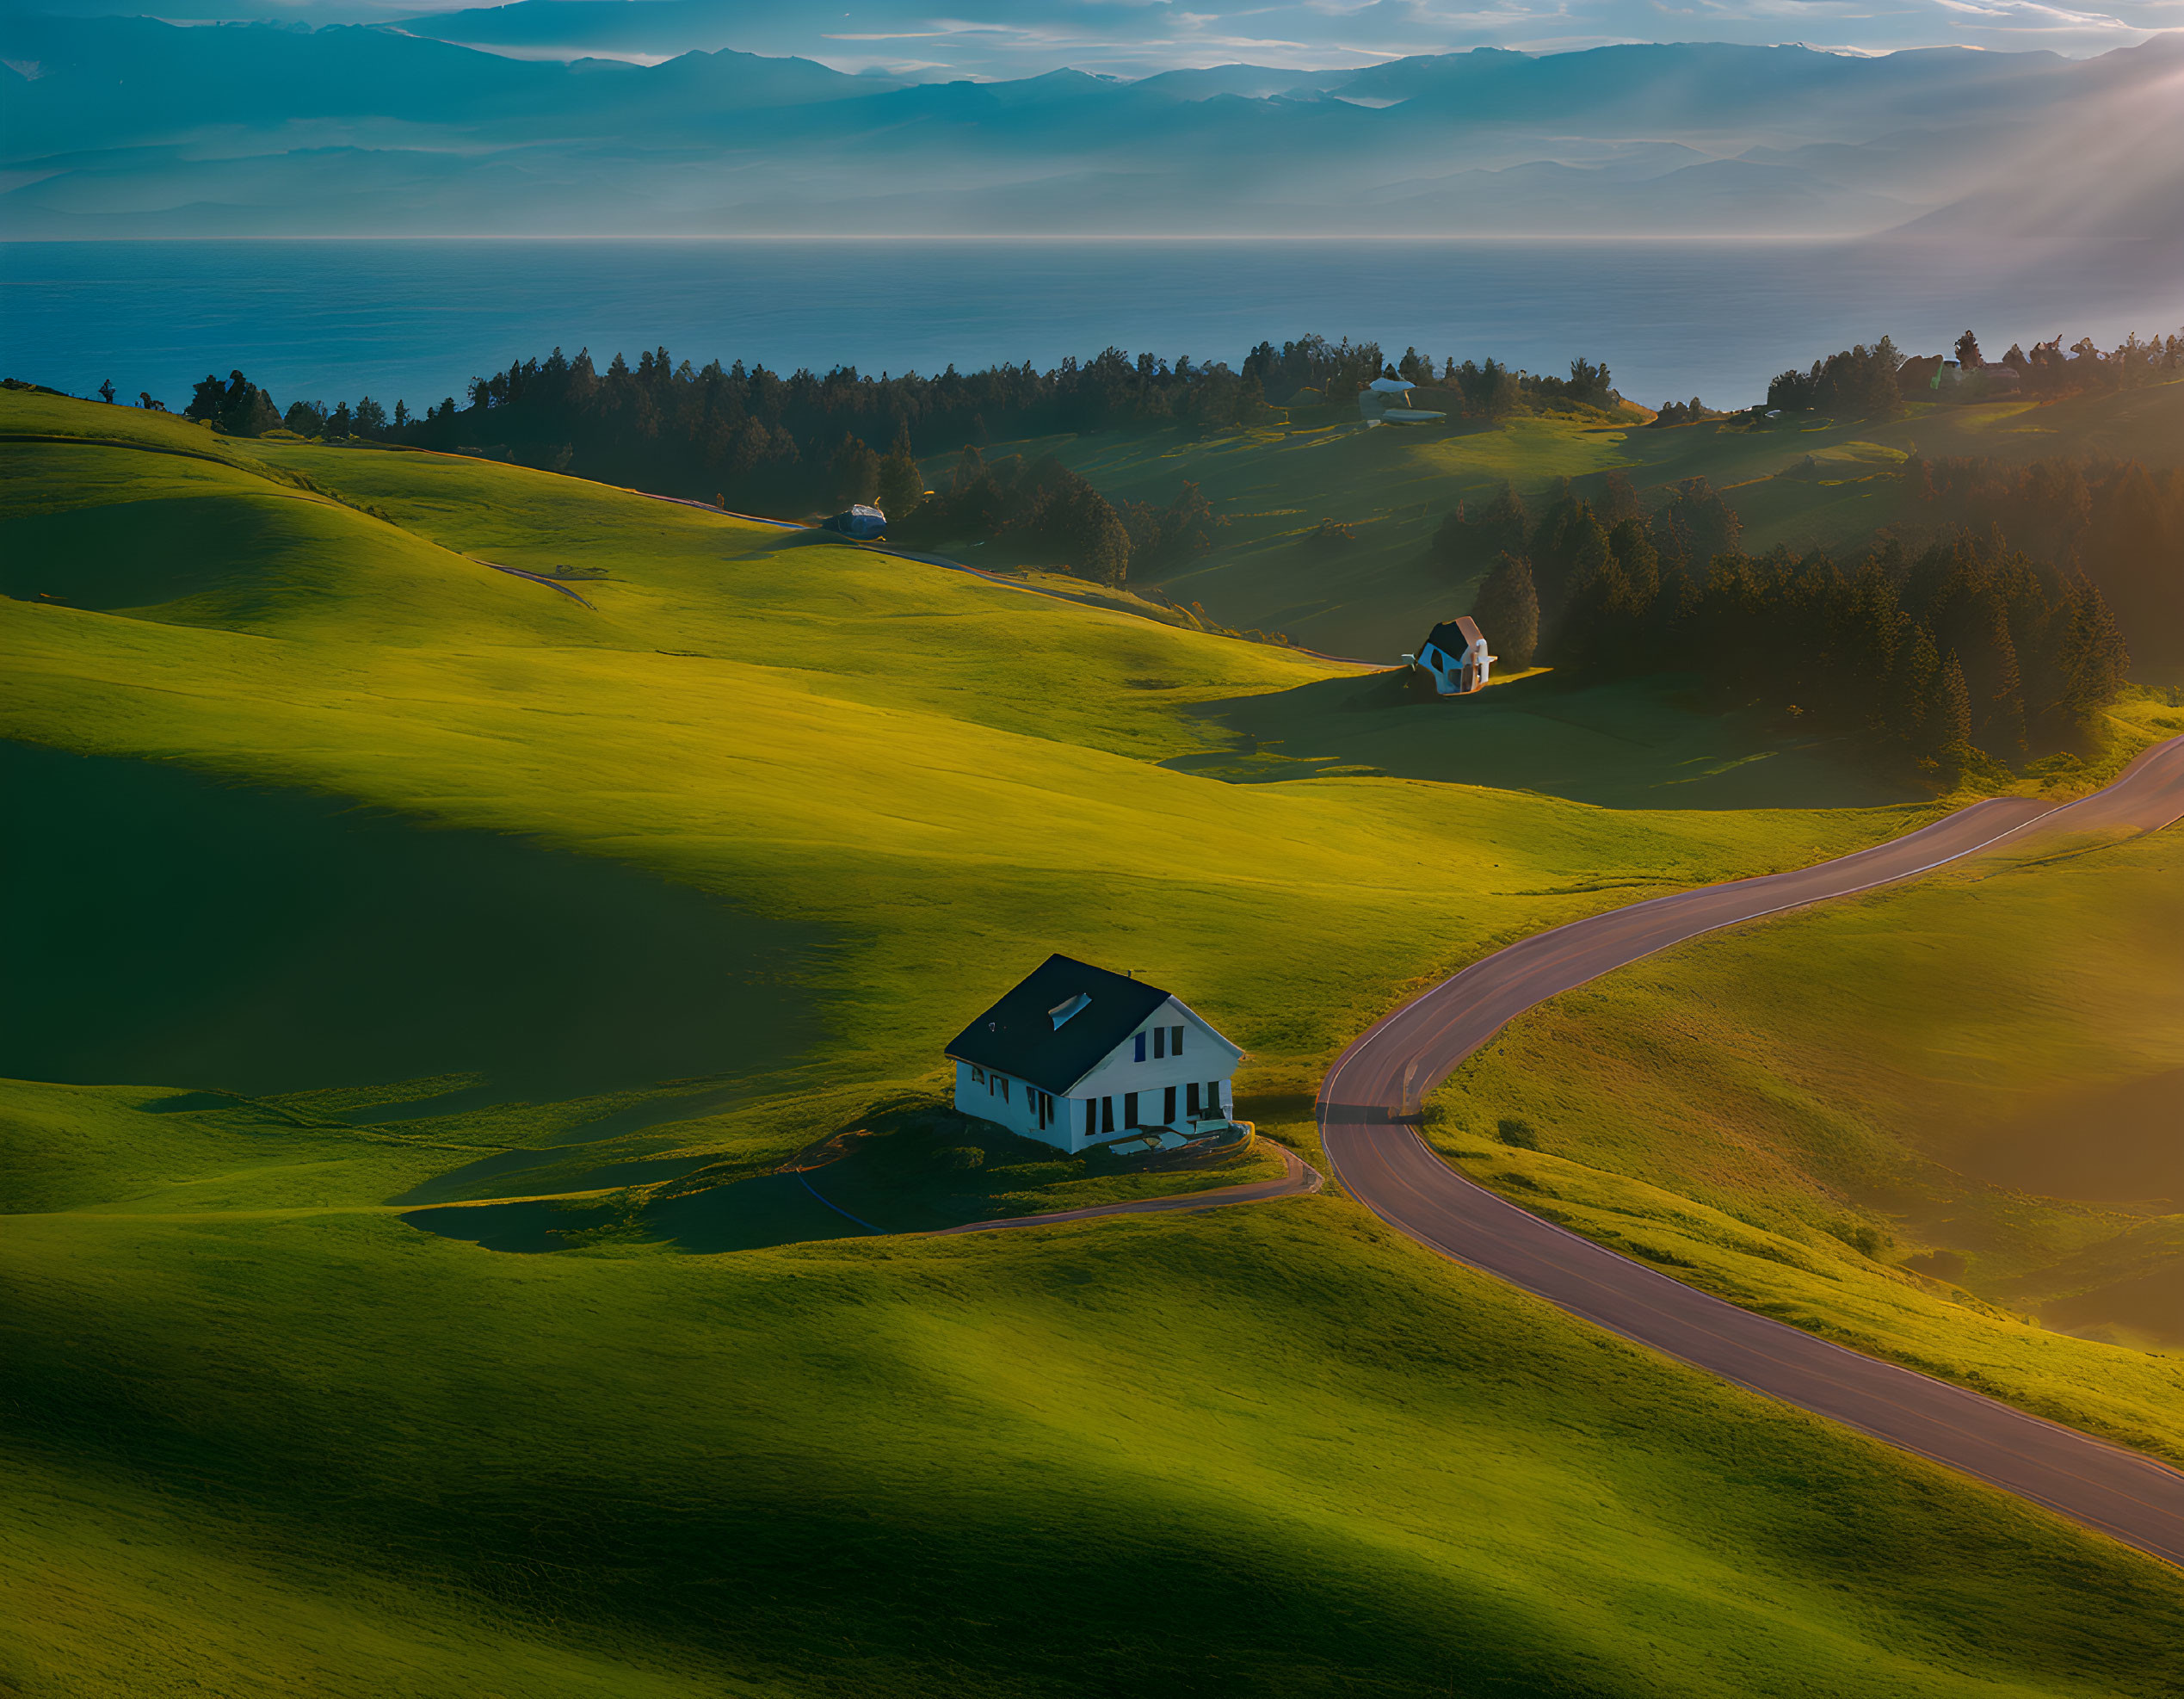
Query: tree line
[[887, 448, 1225, 590], [1438, 474, 2130, 777], [1768, 327, 2184, 417], [153, 331, 1624, 522], [1898, 454, 2183, 675]]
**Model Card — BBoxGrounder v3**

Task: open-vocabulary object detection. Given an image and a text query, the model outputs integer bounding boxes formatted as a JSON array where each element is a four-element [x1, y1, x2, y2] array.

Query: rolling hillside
[[5, 392, 2183, 1696], [1427, 813, 2184, 1464], [998, 376, 2184, 665]]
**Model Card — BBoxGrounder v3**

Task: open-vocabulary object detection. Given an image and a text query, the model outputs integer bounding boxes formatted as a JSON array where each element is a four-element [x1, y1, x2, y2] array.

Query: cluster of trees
[[887, 448, 1223, 589], [166, 344, 1289, 509], [1766, 337, 1909, 417], [1558, 529, 2126, 768], [1901, 453, 2184, 674], [182, 370, 282, 436], [157, 333, 1619, 522], [1647, 397, 1722, 428], [1232, 337, 1616, 415], [1768, 327, 2184, 418], [1437, 473, 2129, 774], [1435, 470, 1743, 642], [176, 371, 411, 442]]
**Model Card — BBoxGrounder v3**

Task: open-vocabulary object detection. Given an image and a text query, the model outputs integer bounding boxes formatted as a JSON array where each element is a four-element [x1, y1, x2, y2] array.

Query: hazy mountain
[[2, 21, 2177, 238]]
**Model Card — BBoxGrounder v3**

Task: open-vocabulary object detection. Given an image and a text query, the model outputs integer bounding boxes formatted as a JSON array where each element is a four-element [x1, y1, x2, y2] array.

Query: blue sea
[[4, 237, 2181, 417]]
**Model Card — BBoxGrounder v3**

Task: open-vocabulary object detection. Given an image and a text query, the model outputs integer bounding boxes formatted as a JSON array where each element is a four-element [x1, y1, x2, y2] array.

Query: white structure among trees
[[1357, 378, 1447, 426], [1409, 616, 1496, 695], [946, 955, 1247, 1153]]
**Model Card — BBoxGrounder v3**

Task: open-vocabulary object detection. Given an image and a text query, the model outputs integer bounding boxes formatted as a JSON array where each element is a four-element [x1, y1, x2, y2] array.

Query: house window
[[999, 1078, 1010, 1103], [1101, 1097, 1114, 1134], [1153, 1027, 1165, 1060], [1163, 1085, 1176, 1124], [1206, 1080, 1221, 1115], [1186, 1082, 1200, 1116], [1084, 1099, 1097, 1139], [972, 1066, 985, 1085], [1171, 1024, 1183, 1055], [1125, 1092, 1139, 1128], [1134, 1032, 1146, 1063]]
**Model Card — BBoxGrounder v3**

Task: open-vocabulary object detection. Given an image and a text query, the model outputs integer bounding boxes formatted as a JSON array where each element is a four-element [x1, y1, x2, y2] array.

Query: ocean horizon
[[6, 235, 2181, 421]]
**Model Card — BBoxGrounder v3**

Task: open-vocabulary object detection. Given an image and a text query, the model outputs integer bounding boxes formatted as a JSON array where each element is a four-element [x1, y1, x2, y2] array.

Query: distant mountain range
[[2, 17, 2179, 238]]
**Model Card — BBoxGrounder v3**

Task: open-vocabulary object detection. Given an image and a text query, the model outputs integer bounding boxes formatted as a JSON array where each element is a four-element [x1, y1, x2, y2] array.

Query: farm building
[[945, 955, 1247, 1154], [1357, 378, 1447, 427], [1410, 616, 1496, 695]]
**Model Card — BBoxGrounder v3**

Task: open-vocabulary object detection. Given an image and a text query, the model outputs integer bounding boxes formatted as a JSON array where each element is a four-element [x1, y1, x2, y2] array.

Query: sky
[[23, 0, 2181, 76]]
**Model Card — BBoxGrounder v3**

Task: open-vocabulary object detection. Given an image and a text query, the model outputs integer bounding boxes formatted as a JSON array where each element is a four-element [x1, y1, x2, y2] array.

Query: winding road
[[1318, 732, 2184, 1566], [642, 480, 2184, 1562]]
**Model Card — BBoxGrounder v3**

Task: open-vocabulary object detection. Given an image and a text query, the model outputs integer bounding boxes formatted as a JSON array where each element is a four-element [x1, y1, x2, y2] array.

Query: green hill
[[958, 380, 2184, 662], [1428, 818, 2184, 1463], [4, 391, 2181, 1696]]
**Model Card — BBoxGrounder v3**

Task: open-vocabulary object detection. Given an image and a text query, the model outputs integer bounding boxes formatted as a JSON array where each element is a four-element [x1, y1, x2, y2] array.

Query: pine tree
[[876, 429, 923, 518], [1471, 553, 1540, 670], [2055, 572, 2131, 730], [830, 433, 881, 507], [1607, 517, 1660, 607], [1924, 651, 1973, 760], [1889, 623, 1940, 748]]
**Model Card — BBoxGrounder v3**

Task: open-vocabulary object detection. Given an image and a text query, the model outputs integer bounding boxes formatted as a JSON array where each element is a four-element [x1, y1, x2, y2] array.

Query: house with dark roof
[[1409, 615, 1496, 695], [945, 955, 1247, 1153]]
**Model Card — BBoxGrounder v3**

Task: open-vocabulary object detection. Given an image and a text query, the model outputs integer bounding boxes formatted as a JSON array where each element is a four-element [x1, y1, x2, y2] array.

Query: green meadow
[[4, 390, 2182, 1695], [955, 379, 2184, 658], [1429, 822, 2184, 1464]]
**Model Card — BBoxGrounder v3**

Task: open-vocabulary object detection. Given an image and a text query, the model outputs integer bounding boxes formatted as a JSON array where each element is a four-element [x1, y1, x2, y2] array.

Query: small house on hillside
[[1357, 378, 1447, 427], [1409, 617, 1496, 695], [822, 504, 886, 540], [946, 955, 1246, 1154]]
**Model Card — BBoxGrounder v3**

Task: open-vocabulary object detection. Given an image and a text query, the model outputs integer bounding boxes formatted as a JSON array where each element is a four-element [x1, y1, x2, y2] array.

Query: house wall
[[1065, 998, 1242, 1152], [954, 1060, 1064, 1147]]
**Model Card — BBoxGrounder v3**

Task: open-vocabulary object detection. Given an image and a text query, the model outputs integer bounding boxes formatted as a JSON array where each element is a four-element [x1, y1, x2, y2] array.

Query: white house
[[1409, 615, 1496, 695], [822, 504, 887, 539], [945, 955, 1247, 1154], [1357, 378, 1447, 427]]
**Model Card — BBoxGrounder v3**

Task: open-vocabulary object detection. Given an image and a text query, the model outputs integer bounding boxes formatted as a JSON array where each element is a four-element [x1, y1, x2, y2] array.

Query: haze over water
[[7, 236, 2181, 417]]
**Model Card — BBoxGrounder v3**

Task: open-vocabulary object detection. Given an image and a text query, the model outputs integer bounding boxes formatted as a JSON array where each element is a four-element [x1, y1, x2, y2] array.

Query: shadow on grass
[[1, 740, 832, 1101], [402, 1098, 1277, 1255], [1180, 668, 1917, 809]]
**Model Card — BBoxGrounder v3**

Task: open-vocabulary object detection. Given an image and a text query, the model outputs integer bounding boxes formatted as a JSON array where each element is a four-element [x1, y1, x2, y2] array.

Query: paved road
[[1318, 733, 2184, 1567]]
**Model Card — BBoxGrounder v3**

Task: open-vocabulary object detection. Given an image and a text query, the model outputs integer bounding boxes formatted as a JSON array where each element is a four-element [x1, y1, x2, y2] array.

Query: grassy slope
[[1, 398, 1921, 1129], [7, 1081, 2184, 1699], [5, 392, 2182, 1694], [956, 380, 2184, 661], [1428, 825, 2184, 1464]]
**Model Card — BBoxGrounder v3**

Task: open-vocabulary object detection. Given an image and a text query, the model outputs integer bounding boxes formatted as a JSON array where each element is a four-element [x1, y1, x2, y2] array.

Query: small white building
[[945, 955, 1246, 1154], [1357, 378, 1447, 427], [823, 504, 887, 539], [1410, 615, 1496, 695]]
